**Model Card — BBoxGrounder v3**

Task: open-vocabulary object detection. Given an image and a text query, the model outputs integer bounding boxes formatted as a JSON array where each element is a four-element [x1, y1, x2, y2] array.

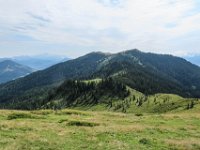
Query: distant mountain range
[[0, 60, 34, 84], [0, 54, 70, 70], [184, 55, 200, 66], [12, 54, 70, 70], [0, 49, 200, 109], [0, 54, 70, 84]]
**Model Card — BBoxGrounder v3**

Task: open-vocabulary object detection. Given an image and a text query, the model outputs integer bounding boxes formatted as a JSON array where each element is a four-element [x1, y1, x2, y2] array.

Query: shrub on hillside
[[7, 112, 42, 120]]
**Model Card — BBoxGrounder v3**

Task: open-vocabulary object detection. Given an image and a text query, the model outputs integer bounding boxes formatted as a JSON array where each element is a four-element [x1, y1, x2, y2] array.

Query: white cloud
[[0, 0, 200, 57]]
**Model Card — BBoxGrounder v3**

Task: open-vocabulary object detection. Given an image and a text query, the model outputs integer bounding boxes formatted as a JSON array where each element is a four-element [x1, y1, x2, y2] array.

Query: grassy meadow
[[1, 107, 200, 150], [1, 87, 200, 150]]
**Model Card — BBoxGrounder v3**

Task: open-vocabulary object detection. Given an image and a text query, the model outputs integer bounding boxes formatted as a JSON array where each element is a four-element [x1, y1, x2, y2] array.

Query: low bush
[[139, 138, 150, 145], [135, 113, 143, 117], [67, 120, 99, 127], [58, 119, 69, 123], [7, 112, 42, 120]]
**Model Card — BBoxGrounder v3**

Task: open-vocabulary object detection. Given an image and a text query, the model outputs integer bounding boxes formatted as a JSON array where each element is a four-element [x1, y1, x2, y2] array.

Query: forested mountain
[[0, 52, 108, 108], [0, 60, 34, 84], [0, 49, 200, 109], [94, 50, 200, 97]]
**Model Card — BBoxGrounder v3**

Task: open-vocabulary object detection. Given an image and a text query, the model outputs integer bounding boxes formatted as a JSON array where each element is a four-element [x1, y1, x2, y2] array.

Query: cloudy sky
[[0, 0, 200, 58]]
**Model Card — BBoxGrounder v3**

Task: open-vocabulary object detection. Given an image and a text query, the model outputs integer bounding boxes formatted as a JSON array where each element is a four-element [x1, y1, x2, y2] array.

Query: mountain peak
[[77, 51, 110, 61], [123, 49, 142, 53], [88, 51, 111, 56]]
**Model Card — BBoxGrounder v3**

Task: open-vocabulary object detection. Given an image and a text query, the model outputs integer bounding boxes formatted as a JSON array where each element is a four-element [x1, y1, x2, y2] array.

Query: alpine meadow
[[1, 0, 200, 150]]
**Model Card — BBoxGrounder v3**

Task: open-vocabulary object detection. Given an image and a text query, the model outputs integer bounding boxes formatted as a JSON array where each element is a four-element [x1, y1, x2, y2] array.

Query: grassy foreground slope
[[0, 109, 200, 150]]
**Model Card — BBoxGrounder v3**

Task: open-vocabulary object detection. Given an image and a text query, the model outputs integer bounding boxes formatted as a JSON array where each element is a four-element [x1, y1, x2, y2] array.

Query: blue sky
[[0, 0, 200, 58]]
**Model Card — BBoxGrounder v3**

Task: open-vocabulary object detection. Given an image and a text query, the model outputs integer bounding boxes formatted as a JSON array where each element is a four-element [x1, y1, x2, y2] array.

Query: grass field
[[1, 108, 200, 150]]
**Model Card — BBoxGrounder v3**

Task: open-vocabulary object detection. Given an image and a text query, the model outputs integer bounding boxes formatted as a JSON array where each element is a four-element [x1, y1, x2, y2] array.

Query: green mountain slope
[[73, 87, 200, 114], [40, 80, 200, 113]]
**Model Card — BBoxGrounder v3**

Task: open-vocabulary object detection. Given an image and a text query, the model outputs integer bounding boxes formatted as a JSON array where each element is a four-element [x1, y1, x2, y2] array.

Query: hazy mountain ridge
[[0, 54, 70, 70], [0, 60, 34, 84]]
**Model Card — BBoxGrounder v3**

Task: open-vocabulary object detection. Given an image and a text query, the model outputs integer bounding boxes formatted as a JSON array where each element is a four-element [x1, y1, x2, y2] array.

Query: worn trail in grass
[[0, 109, 200, 150]]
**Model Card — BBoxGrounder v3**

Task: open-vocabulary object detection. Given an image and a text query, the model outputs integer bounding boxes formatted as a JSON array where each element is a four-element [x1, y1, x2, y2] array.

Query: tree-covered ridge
[[44, 78, 130, 109], [1, 77, 199, 112]]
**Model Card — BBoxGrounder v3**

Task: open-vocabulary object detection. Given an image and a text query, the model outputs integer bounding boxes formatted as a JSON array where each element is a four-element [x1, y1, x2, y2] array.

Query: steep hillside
[[0, 60, 34, 84], [0, 49, 200, 109]]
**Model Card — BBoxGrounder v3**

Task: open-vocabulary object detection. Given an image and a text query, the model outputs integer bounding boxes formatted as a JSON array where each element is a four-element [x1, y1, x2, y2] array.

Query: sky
[[0, 0, 200, 58]]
